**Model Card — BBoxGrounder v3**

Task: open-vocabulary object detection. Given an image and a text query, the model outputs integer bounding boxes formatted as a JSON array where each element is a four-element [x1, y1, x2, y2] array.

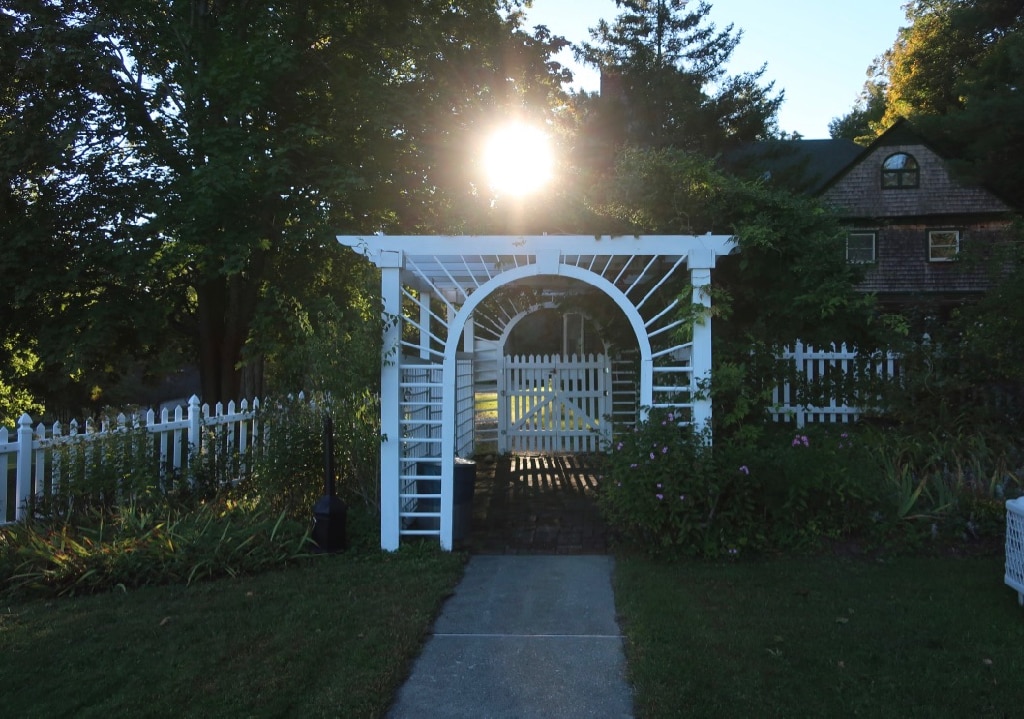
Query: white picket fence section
[[771, 341, 901, 427], [0, 395, 259, 524]]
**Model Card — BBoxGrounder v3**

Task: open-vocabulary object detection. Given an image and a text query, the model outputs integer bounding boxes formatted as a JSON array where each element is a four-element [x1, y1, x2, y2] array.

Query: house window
[[846, 232, 876, 263], [928, 229, 960, 261], [881, 152, 919, 188]]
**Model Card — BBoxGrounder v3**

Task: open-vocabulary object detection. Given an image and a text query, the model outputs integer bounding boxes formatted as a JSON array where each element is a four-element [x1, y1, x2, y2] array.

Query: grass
[[0, 548, 465, 718], [614, 554, 1024, 718], [4, 508, 1022, 718]]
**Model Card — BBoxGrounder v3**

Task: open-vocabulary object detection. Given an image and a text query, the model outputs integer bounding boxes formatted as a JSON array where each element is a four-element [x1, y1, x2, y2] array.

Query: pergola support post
[[379, 255, 403, 551], [688, 249, 715, 434]]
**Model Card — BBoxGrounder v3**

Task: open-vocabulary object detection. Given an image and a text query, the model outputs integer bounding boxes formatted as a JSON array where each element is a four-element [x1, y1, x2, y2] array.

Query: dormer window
[[882, 152, 919, 189]]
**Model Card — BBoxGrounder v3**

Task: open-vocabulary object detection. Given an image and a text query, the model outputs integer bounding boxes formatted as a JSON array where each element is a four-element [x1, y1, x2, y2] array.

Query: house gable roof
[[725, 120, 1013, 217], [818, 119, 1012, 219]]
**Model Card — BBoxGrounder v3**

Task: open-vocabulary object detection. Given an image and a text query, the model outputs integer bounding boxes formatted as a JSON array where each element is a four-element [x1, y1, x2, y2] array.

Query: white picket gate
[[498, 354, 611, 454]]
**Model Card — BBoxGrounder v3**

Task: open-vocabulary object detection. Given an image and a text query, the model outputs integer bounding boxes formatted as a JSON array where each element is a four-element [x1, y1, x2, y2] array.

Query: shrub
[[598, 413, 886, 558], [34, 415, 167, 524], [598, 410, 761, 558], [863, 425, 1023, 547], [0, 499, 312, 598], [247, 391, 381, 518]]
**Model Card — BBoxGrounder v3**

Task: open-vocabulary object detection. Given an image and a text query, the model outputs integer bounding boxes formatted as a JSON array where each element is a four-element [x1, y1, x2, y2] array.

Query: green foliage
[[829, 64, 888, 143], [592, 146, 880, 428], [1, 388, 384, 598], [599, 409, 761, 558], [862, 0, 1024, 204], [598, 411, 880, 557], [2, 0, 573, 406], [248, 392, 382, 517], [0, 335, 43, 427], [863, 425, 1022, 545], [34, 416, 167, 525], [0, 500, 311, 598], [598, 408, 1021, 558]]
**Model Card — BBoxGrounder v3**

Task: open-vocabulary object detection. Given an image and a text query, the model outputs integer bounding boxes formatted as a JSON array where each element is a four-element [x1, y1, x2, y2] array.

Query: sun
[[482, 122, 554, 197]]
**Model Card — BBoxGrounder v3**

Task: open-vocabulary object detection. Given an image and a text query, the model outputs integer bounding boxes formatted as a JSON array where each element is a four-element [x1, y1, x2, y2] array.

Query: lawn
[[0, 548, 465, 719], [4, 537, 1022, 718], [614, 554, 1024, 718]]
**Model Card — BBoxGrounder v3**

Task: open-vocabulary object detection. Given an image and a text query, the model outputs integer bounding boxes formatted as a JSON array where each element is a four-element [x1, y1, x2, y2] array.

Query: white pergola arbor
[[337, 234, 735, 550]]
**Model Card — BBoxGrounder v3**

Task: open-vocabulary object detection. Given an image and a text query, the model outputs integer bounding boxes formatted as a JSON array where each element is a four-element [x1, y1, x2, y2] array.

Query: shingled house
[[730, 120, 1017, 317]]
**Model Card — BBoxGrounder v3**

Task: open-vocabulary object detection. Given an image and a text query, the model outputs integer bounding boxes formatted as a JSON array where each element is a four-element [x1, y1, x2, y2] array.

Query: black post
[[312, 413, 347, 552]]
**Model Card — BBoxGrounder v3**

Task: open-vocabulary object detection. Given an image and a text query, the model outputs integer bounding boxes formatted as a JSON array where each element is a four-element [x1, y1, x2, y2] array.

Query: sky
[[523, 0, 909, 139]]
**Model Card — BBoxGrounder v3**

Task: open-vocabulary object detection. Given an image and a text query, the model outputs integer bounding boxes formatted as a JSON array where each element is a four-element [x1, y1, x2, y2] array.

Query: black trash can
[[415, 459, 476, 540]]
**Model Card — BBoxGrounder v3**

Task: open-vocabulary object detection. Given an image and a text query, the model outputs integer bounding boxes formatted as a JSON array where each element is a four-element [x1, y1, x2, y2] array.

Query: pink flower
[[656, 493, 664, 501], [661, 446, 668, 454], [739, 465, 750, 475]]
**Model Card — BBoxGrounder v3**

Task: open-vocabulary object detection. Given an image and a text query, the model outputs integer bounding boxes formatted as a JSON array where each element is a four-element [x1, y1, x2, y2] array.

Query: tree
[[1, 0, 570, 407], [1, 1, 183, 414], [575, 0, 782, 157], [871, 0, 1024, 203]]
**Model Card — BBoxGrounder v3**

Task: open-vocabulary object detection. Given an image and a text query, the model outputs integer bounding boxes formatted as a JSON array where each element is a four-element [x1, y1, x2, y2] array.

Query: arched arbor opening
[[337, 235, 735, 550]]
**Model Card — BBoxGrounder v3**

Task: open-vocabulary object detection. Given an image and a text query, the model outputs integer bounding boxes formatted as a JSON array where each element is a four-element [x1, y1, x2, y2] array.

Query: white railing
[[0, 395, 259, 524], [770, 341, 901, 427]]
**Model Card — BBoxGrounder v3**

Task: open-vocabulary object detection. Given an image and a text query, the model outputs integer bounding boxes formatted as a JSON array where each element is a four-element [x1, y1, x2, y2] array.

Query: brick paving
[[457, 453, 611, 555]]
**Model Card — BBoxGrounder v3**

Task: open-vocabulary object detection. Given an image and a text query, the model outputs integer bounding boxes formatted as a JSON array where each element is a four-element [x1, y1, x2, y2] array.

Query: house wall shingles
[[855, 221, 1009, 296], [822, 141, 1012, 300]]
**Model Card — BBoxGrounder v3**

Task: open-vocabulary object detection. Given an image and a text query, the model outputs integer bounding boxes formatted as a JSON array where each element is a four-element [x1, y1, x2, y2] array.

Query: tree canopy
[[574, 0, 782, 158], [1, 0, 570, 410]]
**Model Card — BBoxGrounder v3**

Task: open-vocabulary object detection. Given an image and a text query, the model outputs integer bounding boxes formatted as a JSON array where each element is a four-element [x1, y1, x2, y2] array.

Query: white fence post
[[187, 395, 202, 464], [15, 413, 33, 521], [793, 340, 806, 429]]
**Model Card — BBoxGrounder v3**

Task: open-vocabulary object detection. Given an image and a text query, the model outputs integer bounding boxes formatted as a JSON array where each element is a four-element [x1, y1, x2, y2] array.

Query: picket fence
[[770, 341, 901, 427], [0, 395, 260, 524], [1, 343, 899, 523]]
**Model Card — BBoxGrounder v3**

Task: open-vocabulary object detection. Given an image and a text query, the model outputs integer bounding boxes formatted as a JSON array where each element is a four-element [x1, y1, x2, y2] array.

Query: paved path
[[387, 555, 634, 718]]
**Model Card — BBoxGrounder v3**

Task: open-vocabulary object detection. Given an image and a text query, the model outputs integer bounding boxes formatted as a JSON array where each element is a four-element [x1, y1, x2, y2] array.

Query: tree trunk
[[195, 251, 265, 404]]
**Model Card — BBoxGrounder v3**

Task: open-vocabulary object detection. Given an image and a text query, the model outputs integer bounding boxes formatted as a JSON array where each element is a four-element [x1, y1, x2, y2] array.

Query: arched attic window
[[881, 152, 919, 189]]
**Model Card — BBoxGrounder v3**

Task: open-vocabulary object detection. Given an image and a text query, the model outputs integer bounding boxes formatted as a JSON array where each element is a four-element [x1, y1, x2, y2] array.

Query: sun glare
[[482, 122, 554, 197]]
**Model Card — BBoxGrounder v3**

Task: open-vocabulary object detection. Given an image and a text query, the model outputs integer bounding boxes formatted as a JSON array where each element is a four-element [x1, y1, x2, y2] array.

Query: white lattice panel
[[1006, 498, 1024, 607]]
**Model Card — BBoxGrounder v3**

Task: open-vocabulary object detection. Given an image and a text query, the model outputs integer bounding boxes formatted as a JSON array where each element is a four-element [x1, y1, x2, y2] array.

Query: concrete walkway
[[387, 555, 634, 718]]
